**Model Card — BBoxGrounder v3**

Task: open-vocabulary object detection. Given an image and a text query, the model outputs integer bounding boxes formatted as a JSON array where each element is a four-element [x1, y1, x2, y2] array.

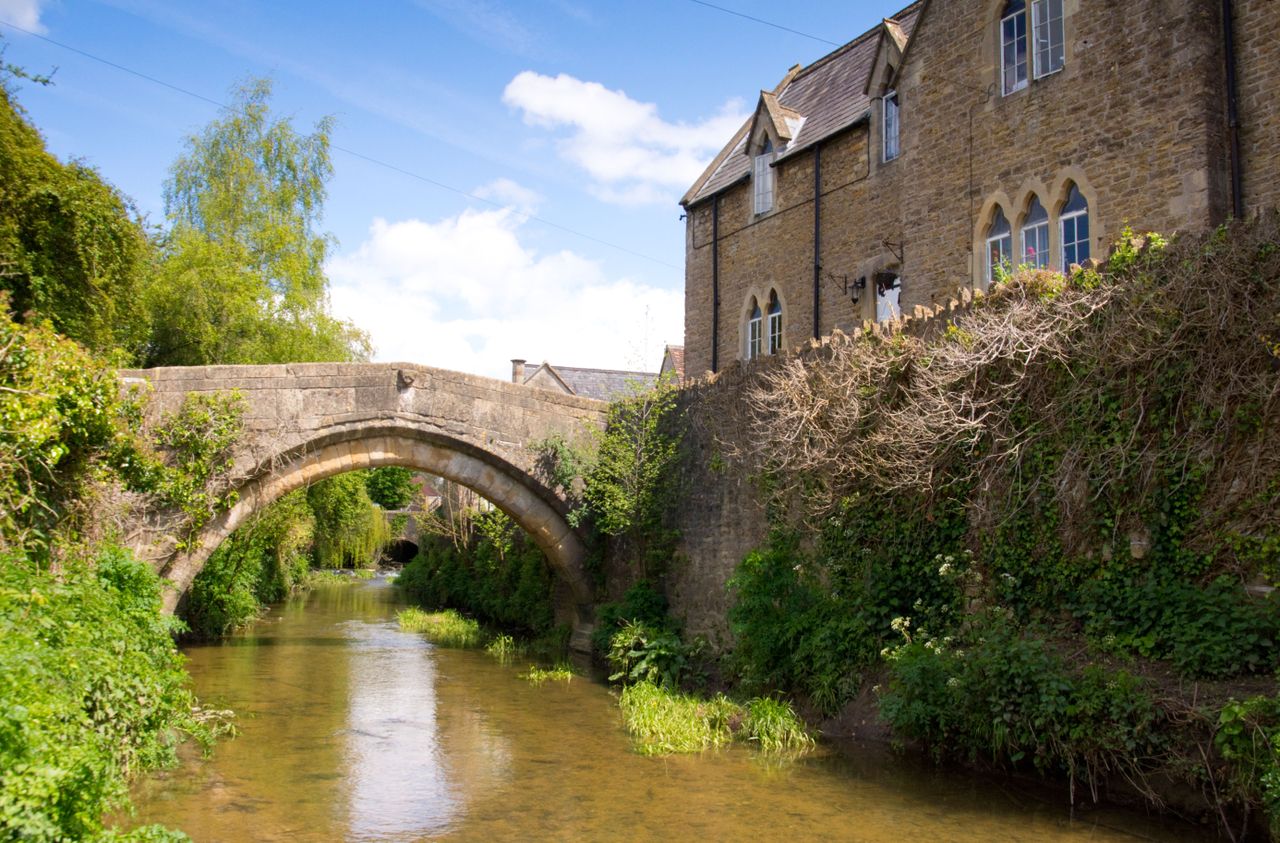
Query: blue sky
[[1, 0, 902, 379]]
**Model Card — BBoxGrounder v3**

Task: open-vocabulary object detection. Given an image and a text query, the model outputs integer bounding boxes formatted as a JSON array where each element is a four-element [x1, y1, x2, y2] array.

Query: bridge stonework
[[120, 363, 607, 650]]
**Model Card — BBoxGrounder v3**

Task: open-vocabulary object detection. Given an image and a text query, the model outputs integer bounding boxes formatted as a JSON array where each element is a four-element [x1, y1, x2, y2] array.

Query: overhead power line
[[683, 0, 841, 47], [0, 19, 680, 270]]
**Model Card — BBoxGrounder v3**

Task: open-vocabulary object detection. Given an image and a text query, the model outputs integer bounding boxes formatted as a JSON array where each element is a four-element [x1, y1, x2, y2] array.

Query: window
[[1021, 198, 1050, 269], [876, 273, 901, 323], [753, 139, 774, 214], [767, 291, 783, 354], [1021, 196, 1049, 269], [1060, 184, 1090, 269], [882, 91, 900, 162], [747, 298, 762, 359], [986, 207, 1013, 284], [1001, 0, 1028, 96], [1032, 0, 1065, 78]]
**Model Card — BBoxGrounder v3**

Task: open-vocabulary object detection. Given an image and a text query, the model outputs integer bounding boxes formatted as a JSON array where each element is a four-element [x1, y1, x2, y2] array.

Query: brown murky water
[[128, 578, 1212, 842]]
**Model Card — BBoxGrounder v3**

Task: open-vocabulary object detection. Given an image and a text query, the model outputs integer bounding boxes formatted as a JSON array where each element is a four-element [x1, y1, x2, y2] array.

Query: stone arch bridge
[[120, 363, 607, 650]]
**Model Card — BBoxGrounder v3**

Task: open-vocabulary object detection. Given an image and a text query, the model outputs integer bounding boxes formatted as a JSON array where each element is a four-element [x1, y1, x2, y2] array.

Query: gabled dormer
[[865, 17, 910, 165], [745, 88, 805, 215]]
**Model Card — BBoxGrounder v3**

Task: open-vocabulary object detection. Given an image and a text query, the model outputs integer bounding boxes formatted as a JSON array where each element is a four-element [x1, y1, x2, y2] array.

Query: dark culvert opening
[[382, 539, 419, 566]]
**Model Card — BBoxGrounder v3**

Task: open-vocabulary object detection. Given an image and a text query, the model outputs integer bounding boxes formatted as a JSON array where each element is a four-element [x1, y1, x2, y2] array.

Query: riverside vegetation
[[400, 219, 1280, 838], [0, 52, 404, 838]]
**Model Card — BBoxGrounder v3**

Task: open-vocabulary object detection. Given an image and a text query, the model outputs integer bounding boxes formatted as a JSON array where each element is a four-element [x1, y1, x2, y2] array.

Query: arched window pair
[[986, 184, 1089, 283], [1001, 0, 1065, 96], [746, 291, 783, 360]]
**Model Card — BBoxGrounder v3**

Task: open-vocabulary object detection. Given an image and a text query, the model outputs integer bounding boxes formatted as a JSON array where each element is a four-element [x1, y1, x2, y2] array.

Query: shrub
[[0, 548, 224, 840], [607, 620, 691, 688], [520, 664, 574, 685]]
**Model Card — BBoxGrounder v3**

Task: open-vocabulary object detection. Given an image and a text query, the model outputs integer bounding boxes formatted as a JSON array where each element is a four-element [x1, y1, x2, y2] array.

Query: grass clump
[[740, 696, 814, 752], [619, 681, 735, 756], [396, 608, 482, 647], [485, 634, 525, 661], [521, 664, 574, 685]]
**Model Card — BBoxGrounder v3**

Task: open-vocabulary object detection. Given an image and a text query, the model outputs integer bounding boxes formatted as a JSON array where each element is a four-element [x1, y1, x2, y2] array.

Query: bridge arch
[[159, 420, 596, 649]]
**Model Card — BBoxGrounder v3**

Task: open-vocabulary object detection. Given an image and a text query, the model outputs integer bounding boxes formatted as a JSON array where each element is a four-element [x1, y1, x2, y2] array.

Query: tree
[[143, 77, 367, 366], [0, 64, 153, 357], [365, 466, 416, 510]]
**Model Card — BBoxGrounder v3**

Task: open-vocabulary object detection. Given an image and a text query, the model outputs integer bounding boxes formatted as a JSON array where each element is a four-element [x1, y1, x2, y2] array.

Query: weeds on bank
[[396, 608, 482, 647], [618, 680, 812, 757], [485, 633, 524, 661], [521, 664, 574, 685]]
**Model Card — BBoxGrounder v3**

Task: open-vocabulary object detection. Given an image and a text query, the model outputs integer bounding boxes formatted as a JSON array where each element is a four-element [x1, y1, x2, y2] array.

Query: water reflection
[[127, 580, 1211, 843]]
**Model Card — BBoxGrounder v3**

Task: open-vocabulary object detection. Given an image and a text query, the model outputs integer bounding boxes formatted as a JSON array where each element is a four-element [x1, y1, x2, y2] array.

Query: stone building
[[681, 0, 1279, 375], [509, 358, 658, 402]]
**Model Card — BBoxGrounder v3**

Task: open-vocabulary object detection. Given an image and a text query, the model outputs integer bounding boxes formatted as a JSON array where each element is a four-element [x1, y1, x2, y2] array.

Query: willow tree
[[143, 77, 367, 366]]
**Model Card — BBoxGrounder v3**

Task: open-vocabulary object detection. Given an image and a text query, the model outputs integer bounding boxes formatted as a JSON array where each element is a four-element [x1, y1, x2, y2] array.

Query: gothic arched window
[[767, 291, 783, 354], [1021, 196, 1050, 269], [987, 207, 1012, 284], [746, 298, 763, 360], [1060, 184, 1090, 269]]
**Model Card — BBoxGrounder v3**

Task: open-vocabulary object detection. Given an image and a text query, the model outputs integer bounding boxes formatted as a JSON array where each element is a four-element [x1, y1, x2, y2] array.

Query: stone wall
[[1236, 0, 1280, 214]]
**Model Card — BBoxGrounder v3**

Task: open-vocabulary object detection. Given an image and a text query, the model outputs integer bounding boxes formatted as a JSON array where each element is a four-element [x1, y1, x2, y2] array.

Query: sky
[[0, 0, 903, 380]]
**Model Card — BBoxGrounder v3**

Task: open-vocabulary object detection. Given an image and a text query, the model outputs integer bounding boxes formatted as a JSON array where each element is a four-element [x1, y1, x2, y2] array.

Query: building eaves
[[682, 1, 923, 208]]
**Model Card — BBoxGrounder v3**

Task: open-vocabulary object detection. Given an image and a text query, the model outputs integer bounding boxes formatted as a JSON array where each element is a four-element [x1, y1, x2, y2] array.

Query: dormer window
[[753, 139, 775, 214], [882, 91, 900, 162]]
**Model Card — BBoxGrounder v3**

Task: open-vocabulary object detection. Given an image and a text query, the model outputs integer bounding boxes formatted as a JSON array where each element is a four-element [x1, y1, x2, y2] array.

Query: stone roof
[[522, 363, 658, 402], [682, 2, 922, 207]]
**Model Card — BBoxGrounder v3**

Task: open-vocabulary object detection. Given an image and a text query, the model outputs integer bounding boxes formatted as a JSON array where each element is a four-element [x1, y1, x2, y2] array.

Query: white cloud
[[473, 178, 541, 215], [503, 71, 746, 206], [327, 201, 682, 381], [0, 0, 49, 33]]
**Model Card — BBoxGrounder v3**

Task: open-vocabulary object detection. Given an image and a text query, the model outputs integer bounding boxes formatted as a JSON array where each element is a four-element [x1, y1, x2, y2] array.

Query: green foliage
[[1077, 574, 1279, 678], [878, 612, 1164, 794], [580, 380, 682, 576], [396, 608, 482, 647], [0, 301, 131, 551], [0, 82, 152, 357], [520, 664, 574, 685], [144, 77, 367, 368], [364, 466, 415, 510], [727, 512, 968, 715], [485, 633, 523, 662], [607, 620, 691, 688], [306, 472, 390, 569], [0, 547, 226, 841], [181, 490, 314, 638], [740, 696, 814, 753], [591, 580, 670, 654], [1215, 694, 1280, 836], [618, 681, 736, 756], [398, 509, 556, 635]]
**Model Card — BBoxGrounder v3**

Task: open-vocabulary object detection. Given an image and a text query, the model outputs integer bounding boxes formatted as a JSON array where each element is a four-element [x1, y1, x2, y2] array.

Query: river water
[[128, 578, 1211, 842]]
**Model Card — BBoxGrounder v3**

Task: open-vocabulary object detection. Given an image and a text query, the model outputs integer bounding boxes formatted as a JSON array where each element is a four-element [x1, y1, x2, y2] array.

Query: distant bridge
[[120, 363, 607, 649]]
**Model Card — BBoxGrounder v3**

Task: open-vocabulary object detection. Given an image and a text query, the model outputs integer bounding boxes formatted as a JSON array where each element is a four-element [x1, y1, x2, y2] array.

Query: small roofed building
[[659, 345, 684, 385], [510, 358, 658, 402]]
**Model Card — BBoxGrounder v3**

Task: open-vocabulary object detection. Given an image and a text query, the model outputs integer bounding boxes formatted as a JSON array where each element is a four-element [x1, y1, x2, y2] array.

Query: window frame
[[753, 139, 775, 215], [1031, 0, 1065, 80], [767, 292, 783, 354], [986, 208, 1013, 284], [1001, 1, 1029, 96], [1059, 186, 1090, 270], [1021, 197, 1050, 270], [747, 300, 763, 360], [882, 90, 900, 163]]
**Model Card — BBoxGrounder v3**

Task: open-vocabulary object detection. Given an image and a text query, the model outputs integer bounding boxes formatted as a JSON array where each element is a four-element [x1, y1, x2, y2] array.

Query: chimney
[[511, 358, 526, 384]]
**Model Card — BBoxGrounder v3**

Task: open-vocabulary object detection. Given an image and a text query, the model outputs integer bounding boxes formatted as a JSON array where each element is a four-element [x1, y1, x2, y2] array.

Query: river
[[127, 577, 1212, 842]]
